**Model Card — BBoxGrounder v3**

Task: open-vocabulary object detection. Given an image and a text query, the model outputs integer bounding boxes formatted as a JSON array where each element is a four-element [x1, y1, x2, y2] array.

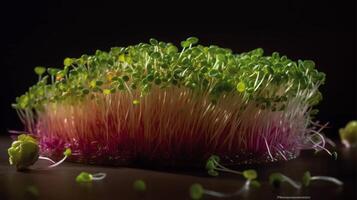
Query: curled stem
[[91, 173, 107, 181], [310, 176, 343, 186], [38, 156, 56, 164], [281, 174, 302, 189]]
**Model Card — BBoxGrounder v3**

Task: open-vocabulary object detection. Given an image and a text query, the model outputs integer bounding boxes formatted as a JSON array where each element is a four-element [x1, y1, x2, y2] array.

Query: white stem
[[216, 168, 243, 176], [203, 180, 251, 198], [91, 173, 107, 181], [311, 176, 343, 186], [48, 155, 68, 168], [281, 175, 302, 189], [38, 156, 56, 164]]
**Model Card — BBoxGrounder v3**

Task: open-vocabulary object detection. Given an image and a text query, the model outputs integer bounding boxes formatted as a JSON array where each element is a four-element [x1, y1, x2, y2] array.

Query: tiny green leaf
[[187, 37, 199, 45], [34, 66, 46, 76], [133, 179, 146, 192], [236, 82, 246, 93], [181, 41, 190, 48], [243, 169, 258, 180], [302, 171, 311, 187], [190, 183, 204, 200], [149, 38, 158, 45], [63, 148, 72, 157], [64, 57, 74, 66], [76, 172, 93, 183]]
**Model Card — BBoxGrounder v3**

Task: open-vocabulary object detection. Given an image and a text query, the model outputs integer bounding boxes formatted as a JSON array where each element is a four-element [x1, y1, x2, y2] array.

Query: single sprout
[[47, 148, 71, 168], [34, 66, 46, 80], [269, 172, 301, 189], [8, 134, 39, 170], [133, 179, 146, 192], [339, 120, 357, 148], [190, 183, 204, 200], [189, 179, 258, 199], [302, 171, 343, 187], [76, 172, 107, 183], [63, 57, 74, 67], [205, 155, 258, 181]]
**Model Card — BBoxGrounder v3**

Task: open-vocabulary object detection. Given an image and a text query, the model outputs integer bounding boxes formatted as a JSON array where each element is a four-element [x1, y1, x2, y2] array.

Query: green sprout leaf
[[133, 179, 146, 192], [34, 66, 46, 76], [47, 68, 60, 76], [63, 148, 72, 157], [76, 172, 93, 183], [243, 169, 258, 180], [302, 171, 311, 187], [190, 183, 204, 200], [8, 134, 39, 170], [64, 58, 74, 67], [187, 37, 199, 46]]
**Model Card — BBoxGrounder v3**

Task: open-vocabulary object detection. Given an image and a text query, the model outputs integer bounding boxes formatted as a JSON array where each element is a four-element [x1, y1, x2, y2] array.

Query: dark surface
[[0, 135, 356, 200]]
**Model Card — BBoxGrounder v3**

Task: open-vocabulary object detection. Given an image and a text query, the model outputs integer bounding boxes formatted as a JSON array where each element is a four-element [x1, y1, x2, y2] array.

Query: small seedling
[[133, 179, 146, 192], [302, 171, 343, 187], [76, 172, 107, 183]]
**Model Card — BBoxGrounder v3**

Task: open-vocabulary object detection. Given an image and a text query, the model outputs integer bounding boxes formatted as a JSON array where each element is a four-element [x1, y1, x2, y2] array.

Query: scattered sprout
[[190, 183, 204, 200], [133, 179, 146, 192], [269, 172, 301, 189], [205, 155, 258, 182], [47, 148, 72, 168], [339, 120, 357, 148], [132, 99, 140, 105], [302, 171, 311, 187], [76, 172, 93, 183], [302, 171, 343, 187], [76, 172, 107, 183], [8, 134, 39, 170], [270, 171, 343, 190]]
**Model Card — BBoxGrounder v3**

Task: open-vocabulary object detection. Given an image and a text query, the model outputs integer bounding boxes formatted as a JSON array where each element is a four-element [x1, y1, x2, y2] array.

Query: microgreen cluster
[[339, 120, 357, 148], [13, 37, 324, 112], [8, 134, 71, 170], [8, 134, 39, 170], [12, 37, 327, 165]]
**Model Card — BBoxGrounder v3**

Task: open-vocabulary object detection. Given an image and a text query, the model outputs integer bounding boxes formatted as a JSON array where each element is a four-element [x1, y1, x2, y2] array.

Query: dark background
[[1, 1, 356, 138]]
